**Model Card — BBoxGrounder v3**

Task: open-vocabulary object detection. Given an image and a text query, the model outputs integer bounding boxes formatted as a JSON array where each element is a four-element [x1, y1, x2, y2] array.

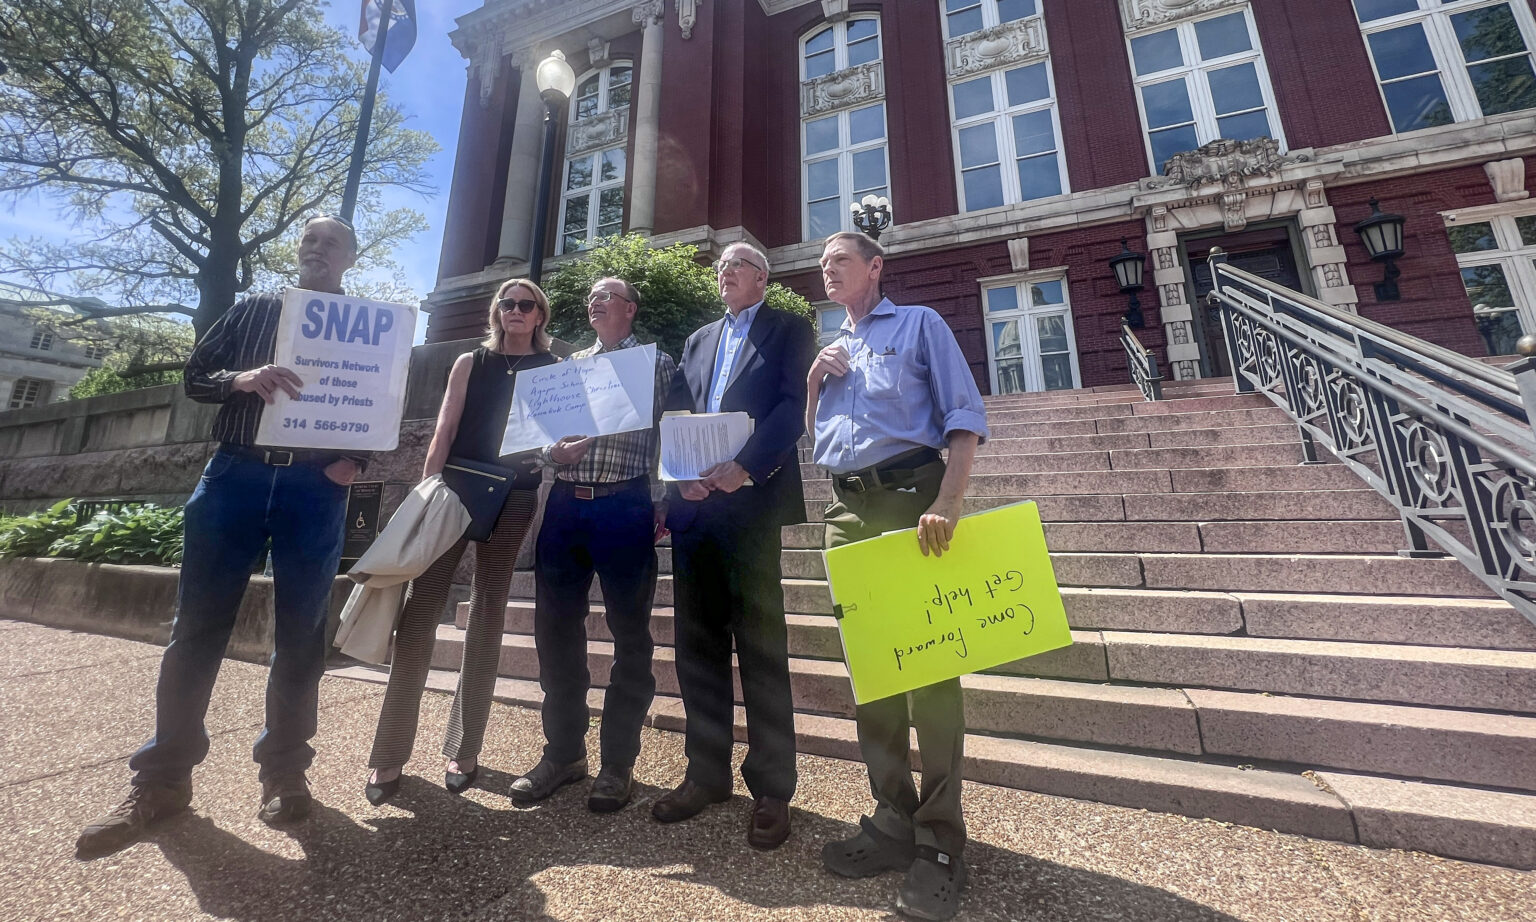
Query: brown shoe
[[650, 779, 729, 824], [258, 773, 312, 825], [76, 781, 192, 859], [747, 796, 790, 850]]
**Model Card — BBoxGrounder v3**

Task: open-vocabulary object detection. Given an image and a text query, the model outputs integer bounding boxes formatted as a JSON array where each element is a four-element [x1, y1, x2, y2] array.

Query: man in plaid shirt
[[511, 276, 676, 813]]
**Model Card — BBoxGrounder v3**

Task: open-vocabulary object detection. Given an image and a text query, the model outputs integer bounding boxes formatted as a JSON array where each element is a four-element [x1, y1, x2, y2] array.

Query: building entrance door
[[1185, 226, 1306, 378]]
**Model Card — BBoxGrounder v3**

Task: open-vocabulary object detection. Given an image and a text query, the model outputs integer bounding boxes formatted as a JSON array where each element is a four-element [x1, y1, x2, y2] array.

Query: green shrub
[[543, 234, 814, 359], [69, 365, 184, 400], [0, 500, 184, 567]]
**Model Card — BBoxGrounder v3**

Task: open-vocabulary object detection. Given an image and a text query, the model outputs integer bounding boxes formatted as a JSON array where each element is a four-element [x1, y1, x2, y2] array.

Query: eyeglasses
[[586, 290, 630, 305], [714, 257, 765, 275], [498, 298, 540, 314]]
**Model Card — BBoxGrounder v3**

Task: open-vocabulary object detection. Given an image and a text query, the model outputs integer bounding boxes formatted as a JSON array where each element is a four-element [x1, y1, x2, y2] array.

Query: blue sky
[[0, 1, 482, 344]]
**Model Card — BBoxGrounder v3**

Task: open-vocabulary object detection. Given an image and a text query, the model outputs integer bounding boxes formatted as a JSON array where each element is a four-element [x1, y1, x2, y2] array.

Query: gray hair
[[724, 241, 771, 275], [594, 276, 640, 308], [823, 231, 883, 262]]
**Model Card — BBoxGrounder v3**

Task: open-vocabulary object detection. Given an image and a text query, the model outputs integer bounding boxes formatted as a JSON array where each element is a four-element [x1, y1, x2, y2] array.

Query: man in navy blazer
[[653, 241, 815, 850]]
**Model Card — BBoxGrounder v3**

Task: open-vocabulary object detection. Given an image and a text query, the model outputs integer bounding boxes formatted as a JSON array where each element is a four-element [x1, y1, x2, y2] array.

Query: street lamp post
[[850, 194, 891, 240], [528, 50, 576, 284]]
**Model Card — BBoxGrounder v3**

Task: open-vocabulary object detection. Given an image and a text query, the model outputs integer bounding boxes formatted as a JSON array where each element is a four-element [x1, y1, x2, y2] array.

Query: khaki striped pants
[[368, 490, 538, 769]]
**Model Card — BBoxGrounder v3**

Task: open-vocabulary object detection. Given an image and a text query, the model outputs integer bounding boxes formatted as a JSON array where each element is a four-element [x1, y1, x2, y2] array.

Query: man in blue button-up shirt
[[808, 231, 988, 922]]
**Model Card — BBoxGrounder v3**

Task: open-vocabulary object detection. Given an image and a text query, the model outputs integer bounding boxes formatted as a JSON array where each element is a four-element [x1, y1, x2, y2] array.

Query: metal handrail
[[1120, 321, 1163, 402], [1207, 249, 1536, 626]]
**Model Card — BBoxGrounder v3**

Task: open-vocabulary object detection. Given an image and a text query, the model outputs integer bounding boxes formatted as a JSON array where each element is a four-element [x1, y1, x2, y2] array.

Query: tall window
[[944, 0, 1038, 38], [801, 18, 890, 239], [1127, 6, 1284, 174], [29, 328, 53, 351], [983, 276, 1080, 394], [1448, 213, 1536, 355], [943, 2, 1066, 212], [562, 64, 631, 253], [1354, 1, 1536, 133], [8, 378, 46, 409], [816, 305, 849, 346], [83, 342, 111, 361]]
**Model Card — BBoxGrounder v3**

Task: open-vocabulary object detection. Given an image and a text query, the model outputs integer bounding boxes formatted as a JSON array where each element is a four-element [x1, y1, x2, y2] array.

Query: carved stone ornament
[[1150, 137, 1309, 191], [677, 0, 702, 39], [463, 36, 506, 108], [633, 0, 664, 26], [1119, 0, 1246, 31], [1487, 158, 1530, 202], [821, 0, 851, 23], [945, 16, 1048, 79], [801, 61, 885, 118], [587, 37, 612, 69], [567, 106, 630, 156]]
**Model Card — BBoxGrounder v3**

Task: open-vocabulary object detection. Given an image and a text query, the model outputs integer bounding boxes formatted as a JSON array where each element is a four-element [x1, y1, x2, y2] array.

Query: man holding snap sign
[[78, 214, 414, 858], [807, 232, 989, 921], [510, 277, 676, 814]]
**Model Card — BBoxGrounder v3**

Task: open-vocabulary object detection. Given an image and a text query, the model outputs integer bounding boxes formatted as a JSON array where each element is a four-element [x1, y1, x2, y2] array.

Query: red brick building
[[428, 0, 1536, 395]]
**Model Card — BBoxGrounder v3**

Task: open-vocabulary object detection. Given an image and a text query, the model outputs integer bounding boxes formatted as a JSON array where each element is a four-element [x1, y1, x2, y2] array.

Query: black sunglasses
[[498, 298, 540, 314]]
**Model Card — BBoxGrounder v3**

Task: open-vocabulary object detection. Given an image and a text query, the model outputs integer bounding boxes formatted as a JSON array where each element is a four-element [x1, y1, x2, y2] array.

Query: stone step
[[981, 395, 1275, 426], [426, 624, 1536, 792], [476, 586, 1245, 643], [333, 663, 1536, 868], [1140, 552, 1495, 597], [1102, 632, 1536, 713], [1123, 490, 1397, 521], [800, 464, 1361, 500], [1093, 406, 1293, 435], [1107, 442, 1309, 470], [1235, 592, 1536, 651]]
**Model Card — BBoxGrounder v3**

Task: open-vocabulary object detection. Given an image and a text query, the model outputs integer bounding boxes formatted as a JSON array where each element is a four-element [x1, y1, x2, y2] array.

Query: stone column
[[628, 1, 666, 237], [497, 49, 546, 265], [1147, 207, 1203, 381], [1296, 180, 1360, 313]]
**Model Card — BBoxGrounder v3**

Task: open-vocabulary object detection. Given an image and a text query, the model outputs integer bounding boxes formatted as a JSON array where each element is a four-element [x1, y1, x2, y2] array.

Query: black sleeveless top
[[449, 346, 560, 463]]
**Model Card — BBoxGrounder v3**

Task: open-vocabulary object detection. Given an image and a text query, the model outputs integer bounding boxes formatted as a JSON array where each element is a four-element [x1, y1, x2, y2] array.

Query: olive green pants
[[824, 461, 966, 854]]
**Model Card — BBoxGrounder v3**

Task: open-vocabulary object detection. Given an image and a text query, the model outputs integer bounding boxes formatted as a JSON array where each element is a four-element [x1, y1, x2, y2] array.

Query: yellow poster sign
[[824, 501, 1071, 704]]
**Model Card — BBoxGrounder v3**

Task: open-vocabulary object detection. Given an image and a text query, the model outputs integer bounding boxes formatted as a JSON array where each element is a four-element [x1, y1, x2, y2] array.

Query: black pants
[[670, 495, 797, 801], [534, 480, 658, 768]]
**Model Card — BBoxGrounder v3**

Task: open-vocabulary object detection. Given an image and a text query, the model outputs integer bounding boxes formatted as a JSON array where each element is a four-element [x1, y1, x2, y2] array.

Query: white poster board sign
[[254, 288, 415, 452], [500, 343, 656, 454], [658, 412, 754, 481]]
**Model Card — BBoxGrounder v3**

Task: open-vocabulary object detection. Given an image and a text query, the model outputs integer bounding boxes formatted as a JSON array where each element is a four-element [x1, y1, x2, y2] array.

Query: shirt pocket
[[861, 354, 905, 400]]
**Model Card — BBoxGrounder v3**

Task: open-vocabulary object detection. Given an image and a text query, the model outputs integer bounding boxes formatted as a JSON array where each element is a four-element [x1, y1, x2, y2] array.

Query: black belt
[[219, 444, 343, 467], [834, 447, 943, 494], [558, 476, 648, 500]]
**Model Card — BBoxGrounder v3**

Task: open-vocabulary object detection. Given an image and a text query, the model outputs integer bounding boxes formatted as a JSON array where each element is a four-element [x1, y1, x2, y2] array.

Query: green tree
[[0, 0, 437, 338], [543, 235, 815, 359]]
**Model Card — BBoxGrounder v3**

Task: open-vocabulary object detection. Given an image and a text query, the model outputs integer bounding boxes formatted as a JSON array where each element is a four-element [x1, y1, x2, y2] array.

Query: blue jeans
[[130, 449, 348, 785]]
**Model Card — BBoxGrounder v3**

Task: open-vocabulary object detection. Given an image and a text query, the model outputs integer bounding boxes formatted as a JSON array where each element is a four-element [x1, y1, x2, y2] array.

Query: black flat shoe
[[365, 775, 401, 806], [444, 766, 479, 795]]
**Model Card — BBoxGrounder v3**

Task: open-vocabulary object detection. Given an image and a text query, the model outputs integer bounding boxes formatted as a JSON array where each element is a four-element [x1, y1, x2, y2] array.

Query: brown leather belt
[[560, 477, 648, 500]]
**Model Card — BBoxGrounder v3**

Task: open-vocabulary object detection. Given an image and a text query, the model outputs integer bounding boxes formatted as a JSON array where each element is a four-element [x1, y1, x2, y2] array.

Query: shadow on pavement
[[139, 781, 1246, 922]]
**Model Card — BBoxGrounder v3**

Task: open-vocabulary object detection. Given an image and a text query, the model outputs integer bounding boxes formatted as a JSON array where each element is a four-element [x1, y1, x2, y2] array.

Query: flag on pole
[[359, 0, 418, 73]]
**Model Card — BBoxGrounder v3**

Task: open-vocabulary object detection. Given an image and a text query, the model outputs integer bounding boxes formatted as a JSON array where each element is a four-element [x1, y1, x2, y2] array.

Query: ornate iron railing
[[1207, 249, 1536, 626], [1120, 322, 1164, 402]]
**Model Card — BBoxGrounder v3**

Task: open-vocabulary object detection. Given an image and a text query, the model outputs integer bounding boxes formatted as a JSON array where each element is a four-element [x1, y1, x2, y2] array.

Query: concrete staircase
[[345, 379, 1536, 868]]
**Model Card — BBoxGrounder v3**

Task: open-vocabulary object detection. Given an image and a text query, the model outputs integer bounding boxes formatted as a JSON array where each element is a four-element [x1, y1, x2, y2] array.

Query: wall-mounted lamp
[[1109, 238, 1147, 329], [1353, 197, 1406, 302], [851, 194, 891, 241]]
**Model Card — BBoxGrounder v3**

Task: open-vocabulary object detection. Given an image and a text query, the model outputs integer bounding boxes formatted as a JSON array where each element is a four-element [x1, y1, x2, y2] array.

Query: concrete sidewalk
[[1, 619, 1531, 922]]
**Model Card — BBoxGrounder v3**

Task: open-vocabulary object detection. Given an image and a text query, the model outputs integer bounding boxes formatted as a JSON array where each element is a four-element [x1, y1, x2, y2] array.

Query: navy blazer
[[664, 304, 816, 532]]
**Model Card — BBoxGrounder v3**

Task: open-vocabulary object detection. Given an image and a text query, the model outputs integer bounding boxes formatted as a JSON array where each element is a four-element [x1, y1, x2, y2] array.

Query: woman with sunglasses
[[364, 278, 559, 804]]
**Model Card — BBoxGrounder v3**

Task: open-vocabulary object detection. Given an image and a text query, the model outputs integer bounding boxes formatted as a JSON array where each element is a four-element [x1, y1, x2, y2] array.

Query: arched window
[[801, 16, 891, 239], [562, 63, 632, 253], [941, 2, 1067, 211], [943, 0, 1038, 39]]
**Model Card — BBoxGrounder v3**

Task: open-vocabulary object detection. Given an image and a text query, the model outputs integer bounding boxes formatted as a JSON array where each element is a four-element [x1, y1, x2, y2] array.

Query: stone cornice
[[1119, 0, 1247, 32]]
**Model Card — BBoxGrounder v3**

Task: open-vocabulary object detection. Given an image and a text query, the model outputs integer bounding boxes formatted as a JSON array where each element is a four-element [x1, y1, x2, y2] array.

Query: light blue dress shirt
[[811, 298, 990, 474], [708, 300, 761, 413]]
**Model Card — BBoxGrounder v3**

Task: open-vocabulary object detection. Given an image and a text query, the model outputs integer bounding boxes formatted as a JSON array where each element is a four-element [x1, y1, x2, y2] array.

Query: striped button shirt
[[184, 291, 370, 468], [553, 334, 677, 485]]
